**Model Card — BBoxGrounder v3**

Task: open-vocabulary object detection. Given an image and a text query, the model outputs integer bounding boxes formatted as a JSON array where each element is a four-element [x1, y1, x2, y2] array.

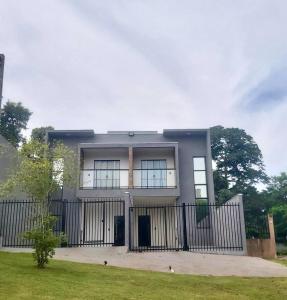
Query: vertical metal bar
[[102, 202, 105, 245], [182, 203, 188, 251], [83, 202, 86, 245], [129, 207, 132, 250]]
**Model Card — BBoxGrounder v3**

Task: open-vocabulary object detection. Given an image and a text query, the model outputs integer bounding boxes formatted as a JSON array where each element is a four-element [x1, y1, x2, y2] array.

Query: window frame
[[193, 156, 210, 228], [140, 159, 167, 188], [93, 160, 121, 189]]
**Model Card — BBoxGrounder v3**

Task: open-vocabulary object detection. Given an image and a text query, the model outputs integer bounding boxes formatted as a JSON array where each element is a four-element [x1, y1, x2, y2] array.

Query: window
[[193, 157, 208, 200], [193, 157, 209, 227], [94, 160, 120, 188], [141, 160, 167, 188]]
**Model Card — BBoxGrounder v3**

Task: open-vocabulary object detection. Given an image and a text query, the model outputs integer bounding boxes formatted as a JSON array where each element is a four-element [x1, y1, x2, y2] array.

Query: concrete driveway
[[3, 247, 287, 277]]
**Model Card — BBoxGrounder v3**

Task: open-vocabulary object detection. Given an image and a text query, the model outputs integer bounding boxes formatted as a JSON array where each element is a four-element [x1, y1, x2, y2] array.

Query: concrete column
[[124, 193, 132, 249], [268, 214, 277, 258], [128, 146, 133, 188], [238, 194, 247, 255]]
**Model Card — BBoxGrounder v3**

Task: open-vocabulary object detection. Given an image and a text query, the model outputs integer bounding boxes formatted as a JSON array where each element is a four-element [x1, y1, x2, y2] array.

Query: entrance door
[[138, 215, 151, 247], [114, 216, 125, 246]]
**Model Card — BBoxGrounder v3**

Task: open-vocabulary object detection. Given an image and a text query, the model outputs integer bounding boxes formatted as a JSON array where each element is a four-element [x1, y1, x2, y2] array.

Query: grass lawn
[[1, 252, 287, 300]]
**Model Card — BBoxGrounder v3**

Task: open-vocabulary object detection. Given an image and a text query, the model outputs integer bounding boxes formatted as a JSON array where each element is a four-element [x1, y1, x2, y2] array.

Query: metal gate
[[0, 199, 125, 247], [129, 203, 244, 252]]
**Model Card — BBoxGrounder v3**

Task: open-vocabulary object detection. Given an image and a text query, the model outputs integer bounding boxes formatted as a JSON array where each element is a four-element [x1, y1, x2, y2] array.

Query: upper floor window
[[193, 157, 208, 200], [141, 159, 167, 188], [94, 160, 120, 188], [193, 157, 209, 227]]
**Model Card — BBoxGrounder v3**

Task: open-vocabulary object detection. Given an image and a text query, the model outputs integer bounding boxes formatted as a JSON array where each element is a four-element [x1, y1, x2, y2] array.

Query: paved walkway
[[2, 247, 287, 277]]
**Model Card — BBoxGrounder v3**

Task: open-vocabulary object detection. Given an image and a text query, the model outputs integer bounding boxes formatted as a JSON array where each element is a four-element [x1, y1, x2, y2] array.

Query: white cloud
[[0, 0, 286, 175]]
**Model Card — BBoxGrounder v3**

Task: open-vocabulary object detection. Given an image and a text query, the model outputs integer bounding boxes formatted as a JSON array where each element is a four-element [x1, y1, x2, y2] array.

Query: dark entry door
[[138, 215, 151, 247], [114, 216, 125, 246]]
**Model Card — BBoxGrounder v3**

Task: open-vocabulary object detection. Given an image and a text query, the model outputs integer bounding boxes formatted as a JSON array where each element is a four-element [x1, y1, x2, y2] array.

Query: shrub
[[24, 215, 66, 268]]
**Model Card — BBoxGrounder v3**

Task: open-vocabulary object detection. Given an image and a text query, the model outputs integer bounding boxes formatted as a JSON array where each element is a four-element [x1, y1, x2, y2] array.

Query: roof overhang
[[163, 128, 208, 137], [47, 130, 95, 139]]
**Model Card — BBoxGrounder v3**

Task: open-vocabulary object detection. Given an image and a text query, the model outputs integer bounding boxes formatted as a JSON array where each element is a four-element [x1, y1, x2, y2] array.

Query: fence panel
[[129, 205, 183, 251], [129, 203, 244, 252], [0, 200, 40, 247], [0, 198, 125, 248]]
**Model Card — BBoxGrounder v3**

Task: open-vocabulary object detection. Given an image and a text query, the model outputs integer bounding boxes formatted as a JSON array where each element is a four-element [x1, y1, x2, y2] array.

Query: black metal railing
[[1, 200, 246, 253], [129, 203, 244, 252], [0, 199, 125, 248]]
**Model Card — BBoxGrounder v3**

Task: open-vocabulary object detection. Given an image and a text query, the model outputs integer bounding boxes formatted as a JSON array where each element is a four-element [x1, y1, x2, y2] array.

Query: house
[[46, 129, 246, 254]]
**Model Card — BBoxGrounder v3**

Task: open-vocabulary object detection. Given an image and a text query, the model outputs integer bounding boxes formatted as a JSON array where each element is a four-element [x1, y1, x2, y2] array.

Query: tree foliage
[[31, 126, 54, 143], [211, 125, 268, 204], [265, 173, 287, 243], [0, 140, 77, 267], [0, 101, 32, 147]]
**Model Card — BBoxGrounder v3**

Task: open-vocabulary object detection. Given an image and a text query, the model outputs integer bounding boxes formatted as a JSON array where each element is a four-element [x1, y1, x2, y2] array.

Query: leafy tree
[[265, 173, 287, 243], [266, 172, 287, 204], [0, 140, 77, 268], [31, 126, 54, 143], [0, 101, 32, 147], [210, 125, 268, 204]]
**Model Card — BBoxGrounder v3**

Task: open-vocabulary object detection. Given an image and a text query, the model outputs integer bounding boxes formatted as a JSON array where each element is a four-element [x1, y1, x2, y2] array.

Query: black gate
[[0, 199, 125, 248], [129, 203, 244, 252]]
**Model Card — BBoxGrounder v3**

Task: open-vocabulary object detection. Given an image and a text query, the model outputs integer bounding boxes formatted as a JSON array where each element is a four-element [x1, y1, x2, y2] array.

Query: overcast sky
[[0, 1, 287, 176]]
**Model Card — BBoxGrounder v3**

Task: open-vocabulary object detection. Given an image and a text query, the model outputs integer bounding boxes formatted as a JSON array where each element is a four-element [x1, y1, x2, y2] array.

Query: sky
[[0, 0, 287, 176]]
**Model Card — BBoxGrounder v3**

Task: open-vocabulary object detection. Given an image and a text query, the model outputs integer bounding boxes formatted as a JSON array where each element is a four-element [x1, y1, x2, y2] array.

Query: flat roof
[[107, 131, 158, 135], [163, 129, 208, 137], [47, 128, 209, 138], [47, 130, 95, 138]]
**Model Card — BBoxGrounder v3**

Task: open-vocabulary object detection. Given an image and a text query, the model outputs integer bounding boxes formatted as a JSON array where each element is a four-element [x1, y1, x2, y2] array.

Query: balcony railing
[[80, 169, 129, 189], [133, 169, 176, 189], [79, 169, 177, 189]]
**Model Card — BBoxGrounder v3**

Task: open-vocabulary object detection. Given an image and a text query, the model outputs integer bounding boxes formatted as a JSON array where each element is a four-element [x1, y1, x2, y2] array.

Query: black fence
[[244, 209, 270, 239], [0, 199, 125, 248], [1, 200, 247, 253], [129, 203, 244, 252]]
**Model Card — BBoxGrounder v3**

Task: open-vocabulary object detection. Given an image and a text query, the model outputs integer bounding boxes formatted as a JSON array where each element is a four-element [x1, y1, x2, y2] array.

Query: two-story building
[[47, 129, 245, 254]]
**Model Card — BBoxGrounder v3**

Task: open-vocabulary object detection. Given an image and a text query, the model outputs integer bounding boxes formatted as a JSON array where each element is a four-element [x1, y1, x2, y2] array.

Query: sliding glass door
[[141, 160, 167, 188]]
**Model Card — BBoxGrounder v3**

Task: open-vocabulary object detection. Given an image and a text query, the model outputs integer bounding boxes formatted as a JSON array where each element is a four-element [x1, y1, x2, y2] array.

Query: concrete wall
[[0, 135, 16, 183]]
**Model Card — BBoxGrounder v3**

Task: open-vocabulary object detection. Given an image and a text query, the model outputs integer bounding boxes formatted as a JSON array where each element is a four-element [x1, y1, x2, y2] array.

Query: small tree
[[0, 140, 77, 268]]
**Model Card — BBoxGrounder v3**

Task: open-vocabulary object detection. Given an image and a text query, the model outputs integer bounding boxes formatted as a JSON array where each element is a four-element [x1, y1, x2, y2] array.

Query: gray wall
[[48, 130, 215, 205], [0, 135, 15, 183]]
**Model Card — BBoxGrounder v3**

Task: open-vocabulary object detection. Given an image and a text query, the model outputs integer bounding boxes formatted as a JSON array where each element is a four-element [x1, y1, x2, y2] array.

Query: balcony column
[[128, 146, 133, 188]]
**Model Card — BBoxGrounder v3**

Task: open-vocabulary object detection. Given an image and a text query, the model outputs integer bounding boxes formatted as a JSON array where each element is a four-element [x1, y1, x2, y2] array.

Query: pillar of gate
[[238, 194, 247, 255], [124, 192, 132, 248]]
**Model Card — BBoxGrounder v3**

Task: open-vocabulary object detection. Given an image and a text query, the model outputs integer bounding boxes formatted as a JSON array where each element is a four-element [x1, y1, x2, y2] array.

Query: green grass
[[1, 252, 287, 300]]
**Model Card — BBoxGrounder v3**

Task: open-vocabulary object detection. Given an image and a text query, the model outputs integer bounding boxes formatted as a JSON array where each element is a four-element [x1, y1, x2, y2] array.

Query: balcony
[[77, 145, 179, 198], [79, 168, 177, 189]]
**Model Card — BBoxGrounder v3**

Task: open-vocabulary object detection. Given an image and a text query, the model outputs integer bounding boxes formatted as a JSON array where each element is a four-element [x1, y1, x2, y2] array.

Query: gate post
[[61, 199, 67, 247], [238, 194, 247, 255], [182, 203, 188, 251]]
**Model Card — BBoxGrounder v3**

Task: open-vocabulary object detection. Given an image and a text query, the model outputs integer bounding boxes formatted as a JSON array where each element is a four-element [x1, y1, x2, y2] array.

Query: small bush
[[24, 215, 66, 268]]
